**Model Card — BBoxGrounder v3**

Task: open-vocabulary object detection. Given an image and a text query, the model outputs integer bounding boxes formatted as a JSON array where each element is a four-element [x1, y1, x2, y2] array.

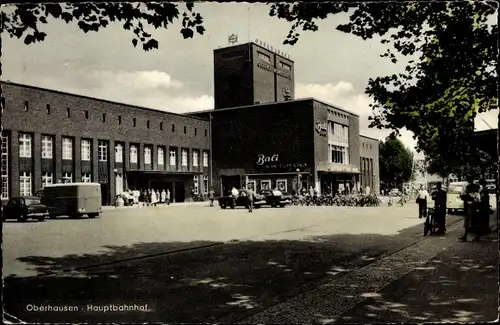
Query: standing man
[[247, 185, 254, 213], [459, 177, 481, 242], [478, 178, 491, 237], [431, 182, 447, 234], [209, 188, 215, 207], [416, 185, 429, 219]]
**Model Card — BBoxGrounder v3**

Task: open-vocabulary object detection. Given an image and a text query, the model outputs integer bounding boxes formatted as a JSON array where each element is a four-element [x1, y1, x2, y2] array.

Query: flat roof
[[0, 80, 209, 122], [188, 97, 359, 117], [360, 134, 380, 142]]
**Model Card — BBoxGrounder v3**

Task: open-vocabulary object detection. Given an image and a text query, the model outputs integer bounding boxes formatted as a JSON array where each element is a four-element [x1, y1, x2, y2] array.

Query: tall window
[[82, 173, 92, 183], [203, 151, 209, 167], [181, 149, 188, 167], [192, 150, 199, 167], [203, 176, 208, 194], [41, 135, 53, 159], [62, 137, 73, 160], [157, 147, 164, 166], [19, 133, 32, 158], [1, 133, 9, 199], [62, 172, 72, 183], [81, 139, 91, 161], [20, 172, 32, 196], [98, 141, 108, 162], [169, 149, 176, 167], [144, 146, 152, 164], [130, 145, 138, 164], [329, 145, 349, 164], [41, 172, 53, 188], [193, 175, 199, 195], [115, 144, 123, 163]]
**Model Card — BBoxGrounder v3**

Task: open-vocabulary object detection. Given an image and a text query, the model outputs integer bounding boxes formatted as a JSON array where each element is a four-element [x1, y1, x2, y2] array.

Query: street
[[3, 203, 498, 323]]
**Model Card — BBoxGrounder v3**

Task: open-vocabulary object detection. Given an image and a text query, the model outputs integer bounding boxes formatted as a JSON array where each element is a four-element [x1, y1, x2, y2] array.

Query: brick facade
[[1, 81, 211, 204]]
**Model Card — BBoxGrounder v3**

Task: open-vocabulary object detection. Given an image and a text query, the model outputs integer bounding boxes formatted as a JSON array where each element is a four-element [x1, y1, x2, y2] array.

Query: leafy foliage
[[269, 2, 498, 178], [1, 2, 204, 51], [379, 136, 414, 187]]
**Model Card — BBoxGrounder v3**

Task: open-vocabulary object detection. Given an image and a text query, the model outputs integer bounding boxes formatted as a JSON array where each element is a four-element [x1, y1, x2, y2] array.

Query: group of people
[[415, 178, 492, 241], [115, 188, 171, 207]]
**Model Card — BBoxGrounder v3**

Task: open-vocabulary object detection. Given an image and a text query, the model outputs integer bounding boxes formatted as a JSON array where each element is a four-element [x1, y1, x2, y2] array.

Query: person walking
[[247, 185, 254, 212], [161, 189, 167, 205], [166, 189, 171, 205], [416, 185, 429, 219], [431, 182, 447, 234], [478, 178, 491, 238], [150, 189, 157, 207], [459, 177, 481, 242], [209, 188, 215, 207], [231, 187, 238, 207]]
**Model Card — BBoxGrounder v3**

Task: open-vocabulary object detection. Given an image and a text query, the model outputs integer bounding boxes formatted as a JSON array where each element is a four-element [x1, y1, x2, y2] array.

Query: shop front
[[126, 170, 203, 203], [317, 162, 360, 195]]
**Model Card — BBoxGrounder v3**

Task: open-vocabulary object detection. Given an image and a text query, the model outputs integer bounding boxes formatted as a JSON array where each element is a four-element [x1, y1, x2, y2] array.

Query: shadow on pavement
[[3, 215, 490, 324], [333, 232, 498, 324]]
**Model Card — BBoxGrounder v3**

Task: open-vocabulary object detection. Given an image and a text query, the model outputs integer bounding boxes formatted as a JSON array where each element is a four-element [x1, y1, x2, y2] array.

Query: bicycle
[[423, 207, 439, 236]]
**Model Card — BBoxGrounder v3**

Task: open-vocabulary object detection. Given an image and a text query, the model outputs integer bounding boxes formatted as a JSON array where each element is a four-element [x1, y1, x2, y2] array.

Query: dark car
[[259, 189, 292, 207], [3, 196, 48, 222], [218, 189, 266, 209]]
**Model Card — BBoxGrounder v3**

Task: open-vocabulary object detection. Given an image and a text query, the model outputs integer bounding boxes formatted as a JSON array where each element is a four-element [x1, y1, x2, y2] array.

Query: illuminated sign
[[315, 121, 328, 136], [256, 62, 292, 80], [256, 153, 279, 166]]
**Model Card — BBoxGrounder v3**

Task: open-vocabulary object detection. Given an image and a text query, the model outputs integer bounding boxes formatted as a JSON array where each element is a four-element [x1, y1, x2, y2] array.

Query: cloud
[[88, 69, 184, 90], [295, 81, 499, 158]]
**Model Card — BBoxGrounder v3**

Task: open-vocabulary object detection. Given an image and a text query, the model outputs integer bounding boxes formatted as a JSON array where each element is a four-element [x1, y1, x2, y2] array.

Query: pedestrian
[[478, 178, 492, 237], [247, 185, 254, 212], [166, 189, 171, 205], [133, 189, 140, 207], [209, 188, 215, 207], [416, 185, 429, 219], [431, 182, 447, 234], [459, 177, 481, 242], [150, 189, 157, 207], [231, 186, 238, 206], [161, 189, 167, 204], [156, 189, 160, 205], [365, 185, 371, 195]]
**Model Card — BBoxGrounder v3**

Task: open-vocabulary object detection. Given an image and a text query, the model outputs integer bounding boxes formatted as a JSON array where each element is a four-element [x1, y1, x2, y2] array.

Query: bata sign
[[315, 121, 328, 136], [256, 154, 279, 166], [256, 62, 292, 80]]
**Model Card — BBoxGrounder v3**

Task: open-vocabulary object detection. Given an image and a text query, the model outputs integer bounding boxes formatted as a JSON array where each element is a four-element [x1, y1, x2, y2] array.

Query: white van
[[447, 181, 467, 213]]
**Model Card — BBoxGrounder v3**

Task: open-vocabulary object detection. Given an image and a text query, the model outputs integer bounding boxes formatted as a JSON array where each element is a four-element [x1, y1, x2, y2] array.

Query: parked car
[[218, 189, 266, 209], [3, 196, 48, 222], [388, 188, 401, 196], [36, 182, 101, 219], [259, 189, 292, 207]]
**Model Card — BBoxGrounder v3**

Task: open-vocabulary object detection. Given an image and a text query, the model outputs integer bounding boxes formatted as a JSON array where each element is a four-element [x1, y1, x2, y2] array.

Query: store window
[[260, 180, 271, 190], [20, 172, 32, 196], [41, 135, 53, 159], [203, 151, 209, 167], [62, 137, 73, 160], [98, 141, 108, 162], [62, 172, 72, 183], [157, 147, 165, 166], [115, 144, 123, 163], [82, 173, 92, 183], [181, 149, 188, 167], [19, 133, 32, 158], [169, 149, 177, 167], [192, 150, 199, 167], [130, 145, 138, 164], [41, 172, 53, 188], [144, 146, 152, 165], [81, 139, 91, 161]]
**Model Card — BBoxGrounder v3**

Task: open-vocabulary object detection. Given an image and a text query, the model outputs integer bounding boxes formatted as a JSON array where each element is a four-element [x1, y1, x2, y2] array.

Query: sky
[[2, 2, 498, 159]]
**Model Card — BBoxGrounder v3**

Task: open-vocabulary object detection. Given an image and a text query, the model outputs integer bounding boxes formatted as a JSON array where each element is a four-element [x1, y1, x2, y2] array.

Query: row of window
[[327, 109, 349, 120], [329, 144, 349, 165], [257, 51, 291, 71], [362, 143, 373, 150], [19, 101, 208, 136], [193, 175, 209, 195], [19, 133, 210, 167], [327, 121, 349, 143]]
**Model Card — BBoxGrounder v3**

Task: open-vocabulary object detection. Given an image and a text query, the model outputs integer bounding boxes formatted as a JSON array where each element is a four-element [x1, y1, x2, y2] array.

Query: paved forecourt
[[3, 203, 426, 278]]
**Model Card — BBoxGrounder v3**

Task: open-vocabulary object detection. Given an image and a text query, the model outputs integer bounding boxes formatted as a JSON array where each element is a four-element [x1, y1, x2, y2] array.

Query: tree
[[268, 2, 498, 178], [3, 2, 498, 177], [1, 2, 205, 52], [379, 135, 414, 188]]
